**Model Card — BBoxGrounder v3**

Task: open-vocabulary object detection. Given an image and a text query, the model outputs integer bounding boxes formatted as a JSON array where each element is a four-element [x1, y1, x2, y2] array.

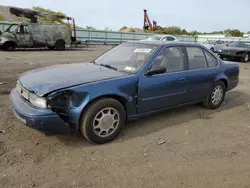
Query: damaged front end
[[47, 91, 72, 124], [46, 90, 89, 131]]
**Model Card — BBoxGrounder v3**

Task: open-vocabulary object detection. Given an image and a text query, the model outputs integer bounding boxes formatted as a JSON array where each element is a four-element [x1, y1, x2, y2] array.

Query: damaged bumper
[[10, 89, 70, 134]]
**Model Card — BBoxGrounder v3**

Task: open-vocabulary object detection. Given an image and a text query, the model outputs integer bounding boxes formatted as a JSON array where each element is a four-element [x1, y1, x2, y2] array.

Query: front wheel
[[80, 98, 126, 144], [242, 53, 249, 63], [202, 81, 226, 109]]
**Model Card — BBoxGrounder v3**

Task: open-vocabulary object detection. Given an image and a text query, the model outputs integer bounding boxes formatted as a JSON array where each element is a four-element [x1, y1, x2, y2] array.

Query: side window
[[152, 47, 185, 73], [23, 25, 29, 33], [186, 47, 208, 70], [16, 25, 29, 34], [167, 36, 175, 41], [204, 50, 218, 67]]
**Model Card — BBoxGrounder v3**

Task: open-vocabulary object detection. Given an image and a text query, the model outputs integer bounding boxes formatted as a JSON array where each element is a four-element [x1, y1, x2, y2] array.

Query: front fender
[[0, 36, 17, 44], [50, 75, 138, 130]]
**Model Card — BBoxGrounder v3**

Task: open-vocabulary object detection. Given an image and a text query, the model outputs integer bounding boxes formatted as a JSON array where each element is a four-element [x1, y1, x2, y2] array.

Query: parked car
[[142, 35, 178, 41], [10, 41, 239, 144], [202, 40, 227, 53], [218, 40, 250, 63]]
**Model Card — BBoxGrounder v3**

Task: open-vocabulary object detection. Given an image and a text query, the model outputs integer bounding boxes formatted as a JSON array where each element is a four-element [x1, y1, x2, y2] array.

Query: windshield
[[5, 24, 19, 33], [229, 41, 250, 48], [146, 35, 162, 41], [95, 42, 158, 73]]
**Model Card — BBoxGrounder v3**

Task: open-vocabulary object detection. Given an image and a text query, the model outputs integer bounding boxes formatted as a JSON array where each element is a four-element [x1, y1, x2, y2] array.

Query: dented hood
[[18, 63, 127, 96]]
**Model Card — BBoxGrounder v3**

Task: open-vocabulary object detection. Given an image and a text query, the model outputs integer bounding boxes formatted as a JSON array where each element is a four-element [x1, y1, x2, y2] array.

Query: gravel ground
[[1, 46, 250, 188]]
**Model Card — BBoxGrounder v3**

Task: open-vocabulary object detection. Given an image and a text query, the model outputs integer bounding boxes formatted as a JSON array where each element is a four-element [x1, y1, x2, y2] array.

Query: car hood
[[1, 32, 15, 38], [221, 46, 249, 52], [18, 63, 128, 96]]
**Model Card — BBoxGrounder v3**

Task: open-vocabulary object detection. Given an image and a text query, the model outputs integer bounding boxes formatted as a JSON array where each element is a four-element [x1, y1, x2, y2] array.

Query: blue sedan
[[10, 41, 239, 144]]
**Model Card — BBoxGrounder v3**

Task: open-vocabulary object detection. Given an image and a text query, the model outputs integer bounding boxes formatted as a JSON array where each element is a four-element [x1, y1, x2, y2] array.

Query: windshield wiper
[[91, 60, 97, 64], [100, 64, 119, 71]]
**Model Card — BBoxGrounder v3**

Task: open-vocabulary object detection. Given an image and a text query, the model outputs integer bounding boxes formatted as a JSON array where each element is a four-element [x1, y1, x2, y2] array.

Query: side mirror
[[145, 66, 166, 76]]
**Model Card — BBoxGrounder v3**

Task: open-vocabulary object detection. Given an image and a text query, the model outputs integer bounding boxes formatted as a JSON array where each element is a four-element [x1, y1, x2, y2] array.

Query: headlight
[[29, 93, 47, 108], [218, 49, 222, 52]]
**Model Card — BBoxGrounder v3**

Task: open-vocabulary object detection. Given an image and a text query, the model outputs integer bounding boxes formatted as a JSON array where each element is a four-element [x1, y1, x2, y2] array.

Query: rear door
[[184, 46, 219, 102], [137, 46, 189, 113]]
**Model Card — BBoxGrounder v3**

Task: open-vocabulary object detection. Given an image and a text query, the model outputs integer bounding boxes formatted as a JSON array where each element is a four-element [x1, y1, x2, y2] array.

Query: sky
[[1, 0, 250, 32]]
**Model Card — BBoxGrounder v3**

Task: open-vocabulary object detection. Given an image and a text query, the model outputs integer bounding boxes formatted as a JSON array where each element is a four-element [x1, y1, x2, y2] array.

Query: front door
[[16, 25, 33, 47], [137, 46, 189, 114]]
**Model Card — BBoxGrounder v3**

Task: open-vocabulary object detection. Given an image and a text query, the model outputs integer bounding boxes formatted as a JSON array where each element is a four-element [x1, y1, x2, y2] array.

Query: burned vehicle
[[0, 6, 79, 50], [10, 41, 239, 144], [218, 40, 250, 63], [0, 23, 71, 50]]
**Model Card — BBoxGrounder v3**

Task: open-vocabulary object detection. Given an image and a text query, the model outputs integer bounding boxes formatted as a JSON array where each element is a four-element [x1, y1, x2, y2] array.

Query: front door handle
[[177, 77, 186, 81]]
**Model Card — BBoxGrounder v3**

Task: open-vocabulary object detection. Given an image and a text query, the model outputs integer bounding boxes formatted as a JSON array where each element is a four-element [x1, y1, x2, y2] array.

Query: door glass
[[186, 47, 208, 70], [204, 50, 218, 67], [23, 25, 29, 34], [151, 47, 185, 73], [16, 25, 28, 34]]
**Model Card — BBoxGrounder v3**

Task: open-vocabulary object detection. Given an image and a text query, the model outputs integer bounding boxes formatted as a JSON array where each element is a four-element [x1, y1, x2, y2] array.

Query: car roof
[[126, 40, 204, 47]]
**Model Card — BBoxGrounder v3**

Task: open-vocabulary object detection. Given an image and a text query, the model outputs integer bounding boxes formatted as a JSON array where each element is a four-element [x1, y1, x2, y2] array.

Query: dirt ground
[[1, 46, 250, 188]]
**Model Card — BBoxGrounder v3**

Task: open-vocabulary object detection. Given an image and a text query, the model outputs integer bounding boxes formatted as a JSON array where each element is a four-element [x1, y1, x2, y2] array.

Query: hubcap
[[93, 107, 119, 137], [245, 54, 248, 62], [211, 85, 223, 105]]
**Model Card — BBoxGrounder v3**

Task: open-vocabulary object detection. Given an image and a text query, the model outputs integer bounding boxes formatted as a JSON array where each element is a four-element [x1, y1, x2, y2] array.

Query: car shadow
[[56, 90, 249, 147]]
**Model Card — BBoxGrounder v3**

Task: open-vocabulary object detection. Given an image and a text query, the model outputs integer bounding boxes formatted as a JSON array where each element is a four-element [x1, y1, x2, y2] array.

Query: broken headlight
[[29, 92, 47, 108]]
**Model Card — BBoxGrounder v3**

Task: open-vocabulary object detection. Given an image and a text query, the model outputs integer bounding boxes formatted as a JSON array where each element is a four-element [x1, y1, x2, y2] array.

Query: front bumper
[[10, 89, 69, 135], [218, 52, 244, 59]]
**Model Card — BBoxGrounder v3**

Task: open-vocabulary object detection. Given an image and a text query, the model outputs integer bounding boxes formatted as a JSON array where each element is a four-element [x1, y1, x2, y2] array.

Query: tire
[[80, 98, 126, 144], [202, 81, 226, 109], [55, 40, 65, 50], [3, 42, 16, 51], [242, 53, 249, 63]]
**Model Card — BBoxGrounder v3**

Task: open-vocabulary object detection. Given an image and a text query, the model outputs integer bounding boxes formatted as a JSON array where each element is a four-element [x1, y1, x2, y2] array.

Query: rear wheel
[[55, 40, 65, 50], [80, 98, 126, 144], [202, 81, 226, 109]]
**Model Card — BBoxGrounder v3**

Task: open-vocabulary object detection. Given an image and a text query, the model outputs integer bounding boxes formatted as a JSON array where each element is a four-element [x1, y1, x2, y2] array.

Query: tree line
[[147, 26, 245, 37]]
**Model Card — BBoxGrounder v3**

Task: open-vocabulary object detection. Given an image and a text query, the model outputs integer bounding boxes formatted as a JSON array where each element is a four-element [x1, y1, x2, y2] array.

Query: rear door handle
[[177, 77, 186, 81]]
